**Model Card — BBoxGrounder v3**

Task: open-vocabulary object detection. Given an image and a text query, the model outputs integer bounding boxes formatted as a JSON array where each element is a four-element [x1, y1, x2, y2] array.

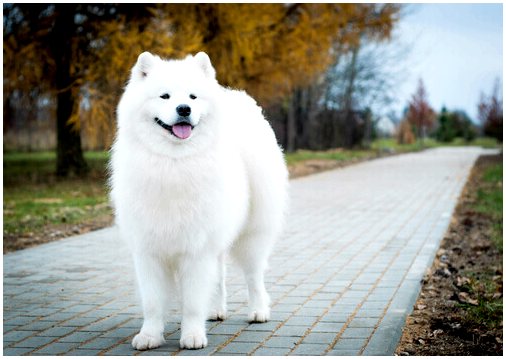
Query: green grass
[[371, 137, 439, 152], [3, 150, 110, 186], [284, 148, 374, 166], [3, 151, 111, 239], [4, 181, 110, 236], [461, 156, 503, 330], [474, 162, 503, 251], [461, 273, 503, 330], [3, 137, 501, 243]]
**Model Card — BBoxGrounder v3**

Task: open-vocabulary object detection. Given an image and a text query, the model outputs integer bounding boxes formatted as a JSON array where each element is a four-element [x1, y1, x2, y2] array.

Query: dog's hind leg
[[231, 233, 273, 323], [208, 252, 227, 321]]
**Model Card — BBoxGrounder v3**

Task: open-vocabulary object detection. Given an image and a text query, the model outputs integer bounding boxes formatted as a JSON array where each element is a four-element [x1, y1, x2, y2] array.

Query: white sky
[[391, 3, 503, 122]]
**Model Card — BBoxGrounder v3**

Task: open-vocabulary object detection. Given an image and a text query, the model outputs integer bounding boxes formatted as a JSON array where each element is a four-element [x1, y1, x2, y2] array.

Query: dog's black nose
[[176, 104, 191, 117]]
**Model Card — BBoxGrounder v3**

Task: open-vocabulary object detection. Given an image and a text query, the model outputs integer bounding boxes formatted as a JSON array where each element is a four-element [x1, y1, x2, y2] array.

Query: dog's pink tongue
[[172, 124, 192, 139]]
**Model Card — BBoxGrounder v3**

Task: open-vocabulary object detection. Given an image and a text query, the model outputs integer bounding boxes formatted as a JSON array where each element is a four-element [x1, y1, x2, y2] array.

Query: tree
[[397, 119, 416, 145], [405, 79, 435, 144], [3, 4, 153, 176], [435, 107, 477, 143], [270, 3, 402, 150], [4, 4, 401, 160], [78, 3, 401, 152], [321, 31, 407, 149], [478, 79, 503, 142]]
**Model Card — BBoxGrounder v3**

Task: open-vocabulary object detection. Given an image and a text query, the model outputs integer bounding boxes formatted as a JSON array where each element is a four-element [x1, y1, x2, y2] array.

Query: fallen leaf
[[456, 276, 471, 287], [457, 292, 478, 305], [432, 329, 443, 337]]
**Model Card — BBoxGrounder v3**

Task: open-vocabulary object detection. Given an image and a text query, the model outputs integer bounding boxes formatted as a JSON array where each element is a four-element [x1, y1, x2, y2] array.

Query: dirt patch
[[395, 154, 503, 356], [288, 158, 368, 179], [3, 213, 113, 254]]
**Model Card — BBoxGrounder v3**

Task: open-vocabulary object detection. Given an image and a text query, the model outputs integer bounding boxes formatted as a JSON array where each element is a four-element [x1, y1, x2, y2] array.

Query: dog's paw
[[248, 308, 270, 323], [180, 331, 208, 349], [132, 332, 165, 350], [208, 308, 227, 321]]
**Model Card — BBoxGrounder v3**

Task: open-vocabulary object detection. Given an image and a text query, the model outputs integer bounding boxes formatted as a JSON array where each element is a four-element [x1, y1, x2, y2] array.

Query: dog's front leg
[[131, 253, 167, 350], [179, 254, 218, 349]]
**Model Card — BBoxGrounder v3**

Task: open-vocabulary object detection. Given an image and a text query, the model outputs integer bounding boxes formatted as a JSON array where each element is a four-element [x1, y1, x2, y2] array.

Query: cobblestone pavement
[[3, 147, 498, 356]]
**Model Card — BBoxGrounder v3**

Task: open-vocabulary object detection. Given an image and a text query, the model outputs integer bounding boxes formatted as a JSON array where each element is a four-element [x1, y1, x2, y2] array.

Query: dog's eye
[[189, 94, 197, 100], [160, 93, 170, 100]]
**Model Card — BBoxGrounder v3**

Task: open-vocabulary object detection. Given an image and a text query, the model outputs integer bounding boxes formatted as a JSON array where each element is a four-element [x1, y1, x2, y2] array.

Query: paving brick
[[208, 324, 247, 335], [243, 320, 281, 331], [331, 338, 367, 350], [269, 311, 293, 321], [3, 330, 37, 343], [38, 326, 76, 337], [178, 346, 216, 356], [340, 327, 374, 339], [217, 341, 259, 354], [354, 309, 384, 318], [233, 330, 272, 342], [263, 336, 299, 348], [32, 341, 79, 355], [60, 316, 98, 327], [58, 331, 100, 343], [312, 322, 345, 333], [327, 348, 361, 355], [3, 325, 19, 333], [11, 335, 55, 348], [2, 347, 34, 355], [99, 326, 138, 338], [77, 337, 122, 350], [302, 332, 337, 344], [206, 334, 232, 347], [291, 343, 329, 355], [3, 147, 492, 356], [251, 346, 291, 355], [348, 317, 379, 328], [3, 316, 37, 327], [273, 325, 308, 337], [283, 316, 319, 327], [102, 344, 136, 355], [136, 341, 180, 355], [18, 320, 59, 331]]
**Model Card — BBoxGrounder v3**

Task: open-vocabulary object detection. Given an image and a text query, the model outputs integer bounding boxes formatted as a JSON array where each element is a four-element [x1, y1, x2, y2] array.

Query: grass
[[464, 277, 503, 330], [3, 137, 501, 246], [284, 148, 374, 166], [3, 151, 111, 240], [462, 156, 503, 330], [474, 161, 503, 251]]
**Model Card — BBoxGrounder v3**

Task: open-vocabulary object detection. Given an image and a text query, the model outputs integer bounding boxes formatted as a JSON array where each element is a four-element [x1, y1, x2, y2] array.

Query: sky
[[391, 3, 503, 122]]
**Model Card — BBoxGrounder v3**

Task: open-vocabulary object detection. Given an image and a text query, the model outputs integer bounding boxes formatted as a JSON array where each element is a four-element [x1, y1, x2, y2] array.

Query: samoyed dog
[[109, 52, 288, 350]]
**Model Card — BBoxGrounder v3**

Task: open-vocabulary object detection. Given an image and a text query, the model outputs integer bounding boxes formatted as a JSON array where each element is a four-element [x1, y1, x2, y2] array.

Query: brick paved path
[[3, 147, 498, 356]]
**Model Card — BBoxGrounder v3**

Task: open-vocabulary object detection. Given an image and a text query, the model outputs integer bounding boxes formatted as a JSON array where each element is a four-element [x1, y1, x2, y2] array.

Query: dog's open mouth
[[154, 117, 194, 140]]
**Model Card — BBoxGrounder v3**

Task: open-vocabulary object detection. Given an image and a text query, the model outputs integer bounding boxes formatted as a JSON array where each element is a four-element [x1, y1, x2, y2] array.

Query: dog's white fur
[[109, 52, 288, 350]]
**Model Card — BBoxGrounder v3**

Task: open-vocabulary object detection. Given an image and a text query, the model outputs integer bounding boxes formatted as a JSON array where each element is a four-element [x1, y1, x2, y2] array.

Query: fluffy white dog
[[109, 52, 288, 350]]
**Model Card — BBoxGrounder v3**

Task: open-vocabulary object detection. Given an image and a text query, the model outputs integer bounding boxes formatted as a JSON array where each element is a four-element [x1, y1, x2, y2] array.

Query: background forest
[[3, 4, 502, 177]]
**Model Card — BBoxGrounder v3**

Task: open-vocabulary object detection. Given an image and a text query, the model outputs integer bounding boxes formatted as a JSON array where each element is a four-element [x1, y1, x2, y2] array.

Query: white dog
[[109, 51, 288, 350]]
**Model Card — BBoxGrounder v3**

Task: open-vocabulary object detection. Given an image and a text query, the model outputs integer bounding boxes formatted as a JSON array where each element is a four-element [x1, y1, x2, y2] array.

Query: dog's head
[[117, 51, 222, 157]]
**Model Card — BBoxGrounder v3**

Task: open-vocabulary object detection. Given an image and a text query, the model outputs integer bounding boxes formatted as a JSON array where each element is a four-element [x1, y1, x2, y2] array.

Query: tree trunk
[[342, 45, 359, 149], [286, 96, 296, 152], [52, 5, 88, 177]]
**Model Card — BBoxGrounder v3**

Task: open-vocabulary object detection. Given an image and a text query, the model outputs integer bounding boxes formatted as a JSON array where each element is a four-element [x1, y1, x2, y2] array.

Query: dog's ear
[[133, 52, 158, 80], [194, 52, 216, 79]]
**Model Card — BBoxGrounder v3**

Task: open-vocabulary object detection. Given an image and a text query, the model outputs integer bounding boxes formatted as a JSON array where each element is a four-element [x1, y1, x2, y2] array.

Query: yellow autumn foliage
[[5, 4, 400, 149]]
